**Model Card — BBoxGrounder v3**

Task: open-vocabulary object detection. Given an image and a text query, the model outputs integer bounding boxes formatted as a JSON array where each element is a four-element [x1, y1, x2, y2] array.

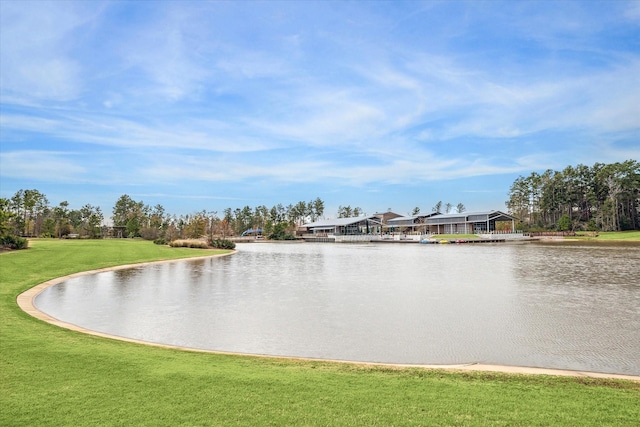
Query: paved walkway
[[17, 257, 640, 383]]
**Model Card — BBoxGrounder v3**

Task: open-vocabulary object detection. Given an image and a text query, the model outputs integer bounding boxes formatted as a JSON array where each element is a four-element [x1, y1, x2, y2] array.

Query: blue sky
[[1, 1, 639, 219]]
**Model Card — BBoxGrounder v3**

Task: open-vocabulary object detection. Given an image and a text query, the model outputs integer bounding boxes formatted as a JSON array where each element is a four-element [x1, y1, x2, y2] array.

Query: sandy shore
[[17, 255, 640, 383]]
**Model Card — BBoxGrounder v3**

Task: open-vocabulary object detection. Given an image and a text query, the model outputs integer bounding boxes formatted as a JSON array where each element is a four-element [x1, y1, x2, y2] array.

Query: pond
[[35, 241, 640, 375]]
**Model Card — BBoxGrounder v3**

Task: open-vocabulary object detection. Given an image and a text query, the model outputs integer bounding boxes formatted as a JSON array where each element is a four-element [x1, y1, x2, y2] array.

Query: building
[[425, 210, 518, 234], [386, 213, 441, 233], [301, 210, 519, 241], [373, 211, 403, 224], [302, 215, 382, 236]]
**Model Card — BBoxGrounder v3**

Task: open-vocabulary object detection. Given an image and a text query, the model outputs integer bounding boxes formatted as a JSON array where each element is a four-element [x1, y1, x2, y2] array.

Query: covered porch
[[426, 211, 518, 234]]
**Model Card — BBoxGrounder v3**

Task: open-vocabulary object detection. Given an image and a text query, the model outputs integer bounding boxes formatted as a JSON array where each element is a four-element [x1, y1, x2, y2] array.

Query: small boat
[[419, 239, 438, 244]]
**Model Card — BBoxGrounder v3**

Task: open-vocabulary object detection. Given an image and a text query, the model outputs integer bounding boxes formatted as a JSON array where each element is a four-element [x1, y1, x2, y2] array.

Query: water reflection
[[507, 242, 640, 374], [34, 242, 640, 375]]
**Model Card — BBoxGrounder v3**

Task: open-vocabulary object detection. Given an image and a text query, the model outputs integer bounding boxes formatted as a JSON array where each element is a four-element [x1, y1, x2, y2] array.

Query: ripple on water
[[34, 242, 640, 375]]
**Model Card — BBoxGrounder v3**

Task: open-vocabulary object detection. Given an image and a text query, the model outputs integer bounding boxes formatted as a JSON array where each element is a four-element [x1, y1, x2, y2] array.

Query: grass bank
[[570, 231, 640, 241], [429, 234, 479, 240], [2, 239, 639, 426]]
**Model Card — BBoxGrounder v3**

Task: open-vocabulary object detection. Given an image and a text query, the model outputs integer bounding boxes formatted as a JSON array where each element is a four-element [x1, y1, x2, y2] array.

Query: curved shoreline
[[17, 254, 640, 383]]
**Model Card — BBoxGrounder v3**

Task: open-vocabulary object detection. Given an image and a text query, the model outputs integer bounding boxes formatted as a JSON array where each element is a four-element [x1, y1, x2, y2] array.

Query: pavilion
[[425, 210, 518, 234], [302, 215, 382, 236], [386, 213, 441, 233]]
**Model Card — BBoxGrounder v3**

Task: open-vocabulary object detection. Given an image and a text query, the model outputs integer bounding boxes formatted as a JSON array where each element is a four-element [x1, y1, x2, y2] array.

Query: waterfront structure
[[425, 210, 517, 234], [301, 210, 519, 242], [373, 211, 403, 224], [302, 215, 382, 236], [241, 228, 263, 237], [386, 213, 441, 234]]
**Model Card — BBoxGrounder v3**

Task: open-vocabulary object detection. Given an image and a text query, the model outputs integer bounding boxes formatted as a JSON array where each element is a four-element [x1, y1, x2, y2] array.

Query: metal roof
[[426, 210, 517, 224], [303, 215, 378, 228], [241, 228, 263, 236], [303, 211, 517, 229], [387, 212, 441, 224], [387, 215, 419, 223]]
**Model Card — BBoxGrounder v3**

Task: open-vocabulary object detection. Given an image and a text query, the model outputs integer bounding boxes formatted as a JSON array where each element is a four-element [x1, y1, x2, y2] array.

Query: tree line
[[506, 160, 639, 231], [0, 191, 326, 242], [1, 189, 103, 240], [115, 196, 327, 242], [0, 185, 476, 246], [8, 159, 633, 246]]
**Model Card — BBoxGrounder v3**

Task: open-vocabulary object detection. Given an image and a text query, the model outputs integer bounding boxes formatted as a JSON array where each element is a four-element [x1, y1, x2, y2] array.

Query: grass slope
[[572, 231, 640, 241], [2, 239, 639, 426]]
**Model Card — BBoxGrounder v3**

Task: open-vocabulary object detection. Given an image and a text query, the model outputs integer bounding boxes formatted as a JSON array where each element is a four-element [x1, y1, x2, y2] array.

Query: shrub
[[209, 239, 236, 250], [557, 214, 572, 231], [169, 239, 210, 249], [140, 227, 160, 241], [153, 238, 167, 245], [268, 222, 296, 240], [1, 234, 28, 250]]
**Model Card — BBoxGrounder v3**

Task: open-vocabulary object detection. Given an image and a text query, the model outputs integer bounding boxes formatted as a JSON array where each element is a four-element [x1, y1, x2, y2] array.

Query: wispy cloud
[[0, 150, 87, 182], [0, 1, 104, 102], [1, 1, 638, 215], [1, 112, 281, 152]]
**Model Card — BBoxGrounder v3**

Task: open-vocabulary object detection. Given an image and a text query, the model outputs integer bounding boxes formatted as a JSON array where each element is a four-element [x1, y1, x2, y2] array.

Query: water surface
[[35, 241, 640, 375]]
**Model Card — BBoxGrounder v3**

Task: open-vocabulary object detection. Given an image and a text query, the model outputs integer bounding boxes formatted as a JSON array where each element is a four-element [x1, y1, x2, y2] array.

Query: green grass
[[570, 231, 640, 241], [2, 239, 639, 426], [428, 234, 480, 239]]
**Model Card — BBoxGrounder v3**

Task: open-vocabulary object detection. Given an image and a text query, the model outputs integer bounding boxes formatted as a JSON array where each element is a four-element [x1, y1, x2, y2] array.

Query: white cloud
[[0, 150, 87, 182], [119, 24, 212, 101], [0, 1, 102, 102], [625, 1, 640, 21], [0, 112, 280, 153], [1, 1, 638, 215], [251, 90, 387, 146]]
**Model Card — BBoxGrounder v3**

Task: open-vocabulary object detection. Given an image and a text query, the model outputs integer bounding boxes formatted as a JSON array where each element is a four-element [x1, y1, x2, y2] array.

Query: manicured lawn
[[2, 239, 639, 426], [571, 231, 640, 241]]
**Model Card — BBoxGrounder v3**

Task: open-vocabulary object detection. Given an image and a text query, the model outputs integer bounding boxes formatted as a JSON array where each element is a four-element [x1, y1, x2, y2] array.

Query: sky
[[1, 0, 639, 220]]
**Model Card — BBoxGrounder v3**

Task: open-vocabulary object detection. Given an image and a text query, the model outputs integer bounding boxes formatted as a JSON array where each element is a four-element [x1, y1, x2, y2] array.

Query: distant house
[[425, 211, 518, 234]]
